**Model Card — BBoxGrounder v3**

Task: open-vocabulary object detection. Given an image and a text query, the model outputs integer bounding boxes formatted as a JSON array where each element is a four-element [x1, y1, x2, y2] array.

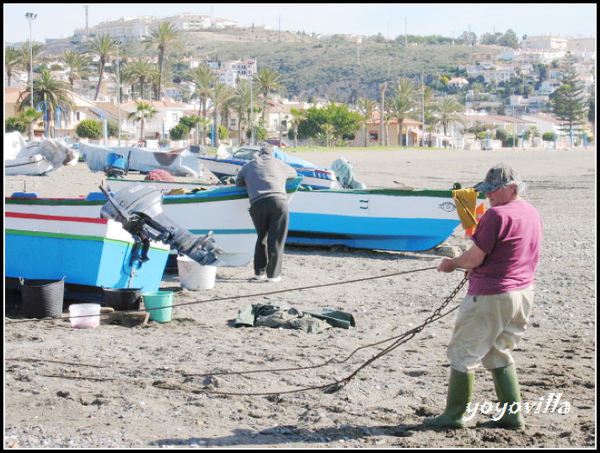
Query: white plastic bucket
[[69, 303, 101, 328], [177, 255, 217, 290]]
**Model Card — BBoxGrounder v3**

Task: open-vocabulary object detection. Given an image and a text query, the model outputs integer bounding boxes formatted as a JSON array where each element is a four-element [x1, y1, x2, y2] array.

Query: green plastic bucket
[[142, 291, 173, 323]]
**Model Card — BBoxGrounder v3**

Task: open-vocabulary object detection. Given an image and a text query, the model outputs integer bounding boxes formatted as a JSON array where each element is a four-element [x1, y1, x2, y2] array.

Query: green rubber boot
[[490, 364, 525, 430], [424, 368, 474, 429]]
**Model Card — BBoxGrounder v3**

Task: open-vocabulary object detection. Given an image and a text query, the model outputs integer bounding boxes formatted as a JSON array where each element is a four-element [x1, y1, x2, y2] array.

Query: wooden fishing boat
[[105, 178, 483, 252], [199, 146, 341, 190], [80, 142, 203, 177], [5, 178, 303, 267], [5, 211, 170, 301], [287, 188, 484, 252]]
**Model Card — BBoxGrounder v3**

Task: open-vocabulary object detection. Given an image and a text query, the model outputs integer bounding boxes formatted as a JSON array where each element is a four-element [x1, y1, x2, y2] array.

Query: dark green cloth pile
[[234, 303, 355, 334]]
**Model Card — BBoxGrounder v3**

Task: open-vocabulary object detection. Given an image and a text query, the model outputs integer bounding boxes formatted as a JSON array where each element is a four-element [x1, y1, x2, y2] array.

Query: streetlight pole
[[56, 102, 67, 140], [114, 40, 122, 146], [250, 79, 254, 146], [25, 12, 37, 110]]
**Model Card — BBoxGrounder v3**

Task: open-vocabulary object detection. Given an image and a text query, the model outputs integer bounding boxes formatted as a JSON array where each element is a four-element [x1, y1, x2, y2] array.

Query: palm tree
[[189, 63, 218, 118], [356, 98, 377, 147], [182, 114, 203, 145], [253, 67, 284, 123], [529, 125, 540, 147], [87, 34, 117, 101], [143, 21, 182, 101], [420, 84, 437, 145], [390, 77, 418, 146], [388, 95, 415, 146], [61, 50, 91, 91], [431, 96, 465, 147], [20, 69, 75, 139], [123, 58, 158, 100], [289, 108, 306, 148], [18, 107, 43, 142], [210, 83, 235, 143], [19, 40, 45, 86], [321, 123, 336, 147], [127, 101, 158, 140], [220, 96, 238, 141], [232, 78, 255, 145], [4, 46, 21, 86], [378, 82, 388, 146]]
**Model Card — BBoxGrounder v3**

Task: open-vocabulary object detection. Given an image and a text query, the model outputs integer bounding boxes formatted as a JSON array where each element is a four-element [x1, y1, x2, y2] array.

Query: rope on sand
[[7, 267, 468, 397]]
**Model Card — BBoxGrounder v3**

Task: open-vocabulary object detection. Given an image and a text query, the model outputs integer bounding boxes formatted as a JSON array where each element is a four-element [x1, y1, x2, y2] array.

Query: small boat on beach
[[5, 177, 304, 267], [7, 177, 483, 255], [5, 132, 79, 176], [5, 211, 171, 301], [287, 187, 483, 252], [199, 145, 341, 190], [80, 142, 203, 177], [104, 177, 483, 252]]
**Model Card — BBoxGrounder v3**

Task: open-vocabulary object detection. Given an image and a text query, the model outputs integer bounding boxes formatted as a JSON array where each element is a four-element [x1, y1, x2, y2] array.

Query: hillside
[[183, 28, 502, 101], [44, 27, 503, 101]]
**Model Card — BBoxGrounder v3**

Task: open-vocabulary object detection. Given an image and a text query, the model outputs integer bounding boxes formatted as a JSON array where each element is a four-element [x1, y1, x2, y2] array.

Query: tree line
[[5, 22, 594, 146]]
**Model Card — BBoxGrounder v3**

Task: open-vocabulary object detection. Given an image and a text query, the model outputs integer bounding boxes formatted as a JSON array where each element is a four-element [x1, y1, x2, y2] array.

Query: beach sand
[[4, 148, 596, 448]]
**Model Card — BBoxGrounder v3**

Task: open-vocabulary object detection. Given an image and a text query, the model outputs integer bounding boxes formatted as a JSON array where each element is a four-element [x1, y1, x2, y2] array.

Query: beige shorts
[[447, 286, 534, 373]]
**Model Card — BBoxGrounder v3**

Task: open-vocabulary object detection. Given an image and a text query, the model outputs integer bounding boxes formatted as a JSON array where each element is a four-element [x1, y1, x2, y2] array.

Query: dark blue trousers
[[248, 196, 289, 279]]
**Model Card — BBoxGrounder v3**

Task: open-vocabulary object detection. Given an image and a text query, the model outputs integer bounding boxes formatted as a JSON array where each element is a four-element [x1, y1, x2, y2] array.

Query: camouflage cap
[[474, 163, 522, 193]]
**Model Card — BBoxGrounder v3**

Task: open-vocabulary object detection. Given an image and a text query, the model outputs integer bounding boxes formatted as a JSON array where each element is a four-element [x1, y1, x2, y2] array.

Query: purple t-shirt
[[468, 200, 543, 296]]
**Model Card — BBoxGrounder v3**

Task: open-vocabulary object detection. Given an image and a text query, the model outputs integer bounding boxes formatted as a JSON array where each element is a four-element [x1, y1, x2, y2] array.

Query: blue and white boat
[[287, 188, 482, 252], [199, 146, 341, 190], [80, 142, 203, 177], [5, 211, 170, 297], [5, 178, 303, 267], [6, 179, 481, 255]]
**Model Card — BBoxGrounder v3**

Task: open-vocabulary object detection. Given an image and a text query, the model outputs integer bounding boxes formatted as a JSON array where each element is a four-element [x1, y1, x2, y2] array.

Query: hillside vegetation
[[183, 28, 502, 101], [46, 27, 503, 101]]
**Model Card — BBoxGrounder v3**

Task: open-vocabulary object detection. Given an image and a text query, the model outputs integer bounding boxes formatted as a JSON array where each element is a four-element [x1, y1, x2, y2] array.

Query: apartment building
[[521, 35, 568, 51], [74, 13, 237, 42]]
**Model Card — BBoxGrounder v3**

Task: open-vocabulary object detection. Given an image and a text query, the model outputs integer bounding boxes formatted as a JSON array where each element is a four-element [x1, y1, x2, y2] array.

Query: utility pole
[[278, 15, 281, 41], [421, 73, 425, 147], [115, 40, 122, 146], [83, 5, 89, 40], [25, 12, 37, 111]]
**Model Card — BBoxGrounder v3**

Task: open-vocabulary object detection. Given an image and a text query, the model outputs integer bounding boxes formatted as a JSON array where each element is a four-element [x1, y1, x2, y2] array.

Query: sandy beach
[[4, 147, 596, 448]]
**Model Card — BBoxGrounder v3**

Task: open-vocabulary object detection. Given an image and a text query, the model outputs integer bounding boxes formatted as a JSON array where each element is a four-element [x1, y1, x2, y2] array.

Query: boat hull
[[80, 143, 203, 177], [200, 156, 339, 190], [5, 155, 55, 176], [5, 212, 170, 292], [6, 179, 302, 267], [6, 183, 475, 256], [287, 188, 480, 252]]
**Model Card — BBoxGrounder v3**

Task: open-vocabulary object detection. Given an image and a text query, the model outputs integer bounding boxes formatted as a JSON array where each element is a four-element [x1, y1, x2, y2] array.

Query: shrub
[[218, 125, 230, 140], [76, 119, 102, 139], [169, 123, 190, 141], [5, 117, 26, 133]]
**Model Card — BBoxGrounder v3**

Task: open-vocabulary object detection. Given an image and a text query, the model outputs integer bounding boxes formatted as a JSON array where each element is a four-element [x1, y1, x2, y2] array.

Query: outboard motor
[[99, 184, 222, 265], [104, 152, 128, 178]]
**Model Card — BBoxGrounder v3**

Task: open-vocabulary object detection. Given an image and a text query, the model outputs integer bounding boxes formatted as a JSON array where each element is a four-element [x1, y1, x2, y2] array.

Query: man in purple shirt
[[425, 163, 543, 430]]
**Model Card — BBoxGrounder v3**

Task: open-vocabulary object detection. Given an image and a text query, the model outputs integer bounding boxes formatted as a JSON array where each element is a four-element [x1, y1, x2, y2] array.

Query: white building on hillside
[[521, 35, 568, 51], [76, 16, 156, 42], [163, 13, 211, 31], [75, 13, 237, 42]]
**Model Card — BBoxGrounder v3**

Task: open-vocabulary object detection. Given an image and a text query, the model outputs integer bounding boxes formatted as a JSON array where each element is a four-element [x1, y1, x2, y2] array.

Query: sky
[[3, 3, 597, 44]]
